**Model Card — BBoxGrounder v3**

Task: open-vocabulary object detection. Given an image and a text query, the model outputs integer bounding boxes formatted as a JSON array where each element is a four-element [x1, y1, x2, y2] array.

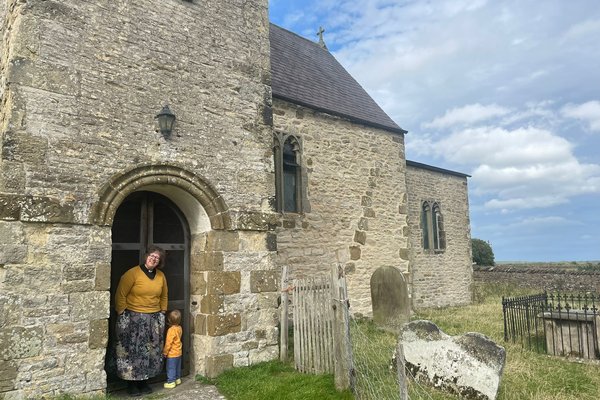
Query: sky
[[269, 0, 600, 262]]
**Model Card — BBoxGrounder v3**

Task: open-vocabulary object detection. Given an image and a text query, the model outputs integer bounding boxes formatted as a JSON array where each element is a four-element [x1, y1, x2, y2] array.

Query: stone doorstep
[[110, 377, 226, 399]]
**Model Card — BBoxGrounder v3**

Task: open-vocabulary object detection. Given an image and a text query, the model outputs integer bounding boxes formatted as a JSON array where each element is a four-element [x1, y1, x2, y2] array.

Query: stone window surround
[[273, 131, 306, 214], [421, 200, 445, 253]]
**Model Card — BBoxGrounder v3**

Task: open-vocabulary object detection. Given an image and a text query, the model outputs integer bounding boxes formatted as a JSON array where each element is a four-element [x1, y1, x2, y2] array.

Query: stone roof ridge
[[271, 22, 328, 51], [269, 23, 406, 135]]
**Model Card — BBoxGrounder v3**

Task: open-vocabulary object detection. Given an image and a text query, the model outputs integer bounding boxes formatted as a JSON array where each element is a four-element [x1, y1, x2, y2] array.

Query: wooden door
[[105, 191, 190, 385]]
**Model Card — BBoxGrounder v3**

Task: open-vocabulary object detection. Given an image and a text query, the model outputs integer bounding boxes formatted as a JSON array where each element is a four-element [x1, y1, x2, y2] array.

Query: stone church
[[0, 0, 472, 397]]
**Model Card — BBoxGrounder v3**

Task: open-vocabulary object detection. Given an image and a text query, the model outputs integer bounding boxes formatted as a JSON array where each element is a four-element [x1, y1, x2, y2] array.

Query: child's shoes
[[164, 382, 176, 389], [175, 378, 182, 385]]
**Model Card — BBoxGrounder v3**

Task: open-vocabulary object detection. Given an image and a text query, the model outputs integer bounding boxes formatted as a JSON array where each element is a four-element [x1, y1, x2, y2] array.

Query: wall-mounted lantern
[[155, 105, 176, 137]]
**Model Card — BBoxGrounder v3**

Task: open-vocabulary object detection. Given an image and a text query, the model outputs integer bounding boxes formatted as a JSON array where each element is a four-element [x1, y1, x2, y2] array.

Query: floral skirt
[[115, 310, 165, 381]]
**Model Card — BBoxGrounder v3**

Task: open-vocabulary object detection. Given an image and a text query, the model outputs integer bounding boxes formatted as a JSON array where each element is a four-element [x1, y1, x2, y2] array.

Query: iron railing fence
[[502, 292, 548, 353], [503, 292, 600, 359]]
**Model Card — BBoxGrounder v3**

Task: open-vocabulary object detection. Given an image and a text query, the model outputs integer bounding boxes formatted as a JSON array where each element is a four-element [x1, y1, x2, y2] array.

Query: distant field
[[496, 261, 600, 265], [493, 261, 600, 270]]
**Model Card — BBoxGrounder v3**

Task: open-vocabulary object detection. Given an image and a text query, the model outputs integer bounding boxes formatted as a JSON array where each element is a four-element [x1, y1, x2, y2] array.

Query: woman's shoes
[[137, 380, 153, 394], [126, 381, 140, 397]]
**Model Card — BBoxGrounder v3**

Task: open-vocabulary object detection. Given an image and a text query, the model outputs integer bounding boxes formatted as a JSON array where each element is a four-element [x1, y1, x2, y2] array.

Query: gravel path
[[110, 378, 226, 400]]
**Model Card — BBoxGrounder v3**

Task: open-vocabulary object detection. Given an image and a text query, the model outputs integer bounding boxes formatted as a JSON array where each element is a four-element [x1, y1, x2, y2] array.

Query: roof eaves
[[273, 94, 408, 135], [406, 160, 470, 178]]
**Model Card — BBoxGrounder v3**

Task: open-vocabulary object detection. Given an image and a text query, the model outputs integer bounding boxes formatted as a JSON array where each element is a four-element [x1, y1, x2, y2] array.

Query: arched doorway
[[105, 191, 190, 387]]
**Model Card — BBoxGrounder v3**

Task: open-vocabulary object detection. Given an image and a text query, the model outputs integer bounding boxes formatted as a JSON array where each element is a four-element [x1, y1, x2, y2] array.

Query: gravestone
[[370, 266, 410, 332], [401, 320, 506, 400]]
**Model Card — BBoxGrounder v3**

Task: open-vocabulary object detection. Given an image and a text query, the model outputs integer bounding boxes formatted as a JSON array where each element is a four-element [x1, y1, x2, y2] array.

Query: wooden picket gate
[[280, 265, 355, 390]]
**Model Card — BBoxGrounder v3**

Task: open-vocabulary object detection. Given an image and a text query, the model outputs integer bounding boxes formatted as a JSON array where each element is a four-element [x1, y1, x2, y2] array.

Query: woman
[[115, 246, 168, 396]]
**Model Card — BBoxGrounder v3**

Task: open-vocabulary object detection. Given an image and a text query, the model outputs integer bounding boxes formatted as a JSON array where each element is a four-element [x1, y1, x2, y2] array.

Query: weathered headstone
[[401, 320, 506, 400], [370, 266, 410, 332]]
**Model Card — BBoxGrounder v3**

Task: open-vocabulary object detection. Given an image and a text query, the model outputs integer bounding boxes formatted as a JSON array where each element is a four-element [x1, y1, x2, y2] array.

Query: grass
[[205, 361, 353, 400], [349, 318, 456, 400], [49, 396, 112, 400], [414, 283, 600, 400], [575, 262, 600, 272], [211, 282, 600, 400], [50, 282, 600, 399]]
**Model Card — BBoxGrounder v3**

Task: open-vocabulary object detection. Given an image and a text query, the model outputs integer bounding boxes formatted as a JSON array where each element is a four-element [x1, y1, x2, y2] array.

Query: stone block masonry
[[406, 164, 473, 309], [273, 99, 410, 317], [0, 0, 279, 397], [0, 0, 475, 396], [0, 222, 112, 398], [188, 230, 279, 379], [1, 0, 273, 220]]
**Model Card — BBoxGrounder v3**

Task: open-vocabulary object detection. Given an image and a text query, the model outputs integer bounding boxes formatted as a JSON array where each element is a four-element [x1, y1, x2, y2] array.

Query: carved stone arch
[[422, 200, 431, 213], [92, 163, 230, 231], [273, 130, 303, 153], [273, 130, 305, 213]]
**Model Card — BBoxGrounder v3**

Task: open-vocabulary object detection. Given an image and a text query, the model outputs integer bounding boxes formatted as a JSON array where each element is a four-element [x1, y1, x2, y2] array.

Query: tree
[[472, 238, 495, 266]]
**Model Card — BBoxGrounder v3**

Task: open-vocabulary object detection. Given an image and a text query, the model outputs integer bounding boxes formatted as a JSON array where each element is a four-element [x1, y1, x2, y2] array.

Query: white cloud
[[424, 104, 510, 129], [508, 216, 575, 228], [561, 101, 600, 132], [515, 69, 550, 84], [435, 126, 572, 167], [441, 0, 488, 16], [335, 31, 460, 83], [282, 11, 306, 27], [561, 19, 600, 42], [329, 0, 493, 90], [427, 126, 600, 211], [500, 101, 556, 126], [484, 197, 569, 211], [271, 1, 600, 261]]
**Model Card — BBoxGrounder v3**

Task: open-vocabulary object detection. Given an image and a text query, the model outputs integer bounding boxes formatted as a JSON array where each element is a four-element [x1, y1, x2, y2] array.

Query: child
[[163, 309, 183, 388]]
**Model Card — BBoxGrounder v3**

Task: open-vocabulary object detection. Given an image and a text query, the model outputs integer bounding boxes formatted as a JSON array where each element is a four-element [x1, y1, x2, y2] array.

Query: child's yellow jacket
[[163, 325, 182, 358]]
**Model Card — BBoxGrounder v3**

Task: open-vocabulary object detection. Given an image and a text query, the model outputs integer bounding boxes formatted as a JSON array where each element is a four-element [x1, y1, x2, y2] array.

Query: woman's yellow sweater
[[115, 266, 168, 314]]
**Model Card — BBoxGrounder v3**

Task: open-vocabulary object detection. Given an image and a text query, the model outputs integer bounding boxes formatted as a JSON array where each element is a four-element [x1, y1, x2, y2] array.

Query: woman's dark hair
[[167, 309, 181, 326], [145, 245, 166, 269]]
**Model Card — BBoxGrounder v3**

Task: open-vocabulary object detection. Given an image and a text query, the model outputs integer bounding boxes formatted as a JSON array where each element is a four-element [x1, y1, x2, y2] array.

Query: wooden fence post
[[331, 264, 355, 391], [396, 339, 409, 400], [280, 265, 289, 362]]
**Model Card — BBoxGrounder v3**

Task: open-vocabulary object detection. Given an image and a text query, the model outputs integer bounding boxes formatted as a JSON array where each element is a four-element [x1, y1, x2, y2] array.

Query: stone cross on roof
[[317, 26, 328, 50]]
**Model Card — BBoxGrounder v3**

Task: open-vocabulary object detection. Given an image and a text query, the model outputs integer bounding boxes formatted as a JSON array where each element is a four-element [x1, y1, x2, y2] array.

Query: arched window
[[432, 203, 445, 250], [421, 201, 446, 251], [274, 133, 303, 213], [421, 202, 431, 250]]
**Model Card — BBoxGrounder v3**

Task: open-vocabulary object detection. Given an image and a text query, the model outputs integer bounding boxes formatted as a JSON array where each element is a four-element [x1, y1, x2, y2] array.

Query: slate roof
[[270, 23, 406, 135]]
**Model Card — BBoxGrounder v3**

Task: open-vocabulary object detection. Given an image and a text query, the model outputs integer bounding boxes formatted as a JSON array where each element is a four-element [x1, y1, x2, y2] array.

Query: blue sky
[[269, 0, 600, 262]]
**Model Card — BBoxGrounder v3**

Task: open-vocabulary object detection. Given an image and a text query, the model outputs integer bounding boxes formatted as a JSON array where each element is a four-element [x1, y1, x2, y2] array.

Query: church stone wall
[[272, 99, 410, 317], [406, 164, 473, 309], [1, 0, 273, 215], [0, 222, 112, 397], [0, 1, 279, 397], [0, 1, 476, 397]]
